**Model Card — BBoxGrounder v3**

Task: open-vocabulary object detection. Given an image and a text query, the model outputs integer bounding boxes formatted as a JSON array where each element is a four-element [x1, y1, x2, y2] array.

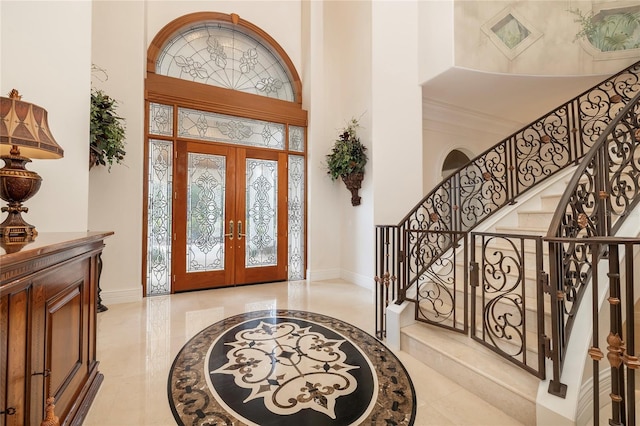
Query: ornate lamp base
[[0, 155, 42, 240], [0, 204, 38, 240]]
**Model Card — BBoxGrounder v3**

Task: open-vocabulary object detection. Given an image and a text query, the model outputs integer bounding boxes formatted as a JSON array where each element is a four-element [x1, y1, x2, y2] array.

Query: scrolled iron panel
[[458, 146, 508, 230], [414, 230, 467, 333], [607, 118, 640, 219], [579, 65, 640, 149], [471, 233, 545, 377], [514, 106, 572, 193], [480, 238, 525, 357], [406, 178, 454, 232]]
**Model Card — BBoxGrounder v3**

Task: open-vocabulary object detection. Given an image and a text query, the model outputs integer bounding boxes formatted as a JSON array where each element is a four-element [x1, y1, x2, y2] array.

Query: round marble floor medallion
[[168, 310, 416, 425]]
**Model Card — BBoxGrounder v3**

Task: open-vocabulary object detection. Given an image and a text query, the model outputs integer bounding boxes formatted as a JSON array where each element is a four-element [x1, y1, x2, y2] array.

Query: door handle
[[237, 220, 246, 240], [224, 220, 234, 240]]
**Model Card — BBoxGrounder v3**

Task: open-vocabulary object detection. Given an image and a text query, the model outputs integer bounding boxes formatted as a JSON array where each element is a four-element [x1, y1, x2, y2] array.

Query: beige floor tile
[[427, 387, 525, 426], [84, 280, 522, 425]]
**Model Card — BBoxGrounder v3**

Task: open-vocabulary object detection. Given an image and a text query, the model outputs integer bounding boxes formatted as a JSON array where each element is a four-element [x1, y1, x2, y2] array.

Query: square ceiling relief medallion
[[482, 8, 542, 60]]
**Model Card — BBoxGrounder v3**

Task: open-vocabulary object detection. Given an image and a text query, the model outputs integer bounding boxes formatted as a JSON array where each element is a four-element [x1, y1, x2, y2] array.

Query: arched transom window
[[156, 21, 295, 101]]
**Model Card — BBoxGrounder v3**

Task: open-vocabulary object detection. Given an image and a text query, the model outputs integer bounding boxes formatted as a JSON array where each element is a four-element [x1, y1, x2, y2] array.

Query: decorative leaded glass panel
[[178, 108, 285, 149], [288, 126, 305, 153], [246, 159, 277, 267], [187, 153, 226, 272], [149, 103, 173, 136], [156, 22, 295, 101], [288, 155, 304, 280], [147, 139, 173, 295]]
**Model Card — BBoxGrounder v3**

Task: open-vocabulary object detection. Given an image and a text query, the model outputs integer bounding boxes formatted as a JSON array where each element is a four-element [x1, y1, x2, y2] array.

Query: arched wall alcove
[[441, 148, 473, 179]]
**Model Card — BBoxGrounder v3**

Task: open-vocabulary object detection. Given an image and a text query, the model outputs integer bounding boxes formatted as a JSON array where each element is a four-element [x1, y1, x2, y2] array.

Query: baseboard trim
[[341, 269, 373, 290], [306, 268, 341, 281], [100, 287, 142, 306]]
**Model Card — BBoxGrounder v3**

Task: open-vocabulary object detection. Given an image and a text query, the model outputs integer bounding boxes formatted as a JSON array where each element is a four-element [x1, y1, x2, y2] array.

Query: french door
[[172, 140, 288, 292]]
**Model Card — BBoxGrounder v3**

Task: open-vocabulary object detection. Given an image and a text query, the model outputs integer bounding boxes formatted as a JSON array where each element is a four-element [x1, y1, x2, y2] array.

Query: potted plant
[[326, 118, 368, 206], [89, 89, 126, 170]]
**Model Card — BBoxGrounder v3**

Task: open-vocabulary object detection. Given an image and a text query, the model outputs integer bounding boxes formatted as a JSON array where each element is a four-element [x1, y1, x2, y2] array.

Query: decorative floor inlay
[[168, 310, 416, 425]]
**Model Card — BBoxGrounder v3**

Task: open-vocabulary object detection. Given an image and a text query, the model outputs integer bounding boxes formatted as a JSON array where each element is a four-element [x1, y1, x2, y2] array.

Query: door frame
[[143, 12, 308, 296]]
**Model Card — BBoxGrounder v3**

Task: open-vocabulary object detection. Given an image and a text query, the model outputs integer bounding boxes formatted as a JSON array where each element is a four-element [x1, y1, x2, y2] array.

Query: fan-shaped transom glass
[[156, 22, 295, 101]]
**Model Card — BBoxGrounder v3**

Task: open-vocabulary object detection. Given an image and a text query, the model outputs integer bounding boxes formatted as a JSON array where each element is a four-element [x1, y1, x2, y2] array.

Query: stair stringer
[[535, 203, 640, 425]]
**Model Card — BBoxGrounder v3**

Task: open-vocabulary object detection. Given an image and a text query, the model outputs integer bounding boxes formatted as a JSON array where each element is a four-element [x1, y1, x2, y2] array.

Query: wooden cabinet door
[[30, 258, 92, 423], [0, 287, 30, 426]]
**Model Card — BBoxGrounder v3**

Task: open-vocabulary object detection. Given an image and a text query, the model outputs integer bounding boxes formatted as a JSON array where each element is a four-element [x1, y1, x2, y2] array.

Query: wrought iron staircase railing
[[545, 91, 640, 405], [375, 60, 640, 340], [375, 61, 640, 413]]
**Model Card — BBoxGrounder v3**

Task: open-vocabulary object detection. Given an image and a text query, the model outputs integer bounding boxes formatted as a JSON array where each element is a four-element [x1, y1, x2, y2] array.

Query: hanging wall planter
[[90, 88, 126, 171], [326, 118, 368, 206], [342, 172, 364, 206]]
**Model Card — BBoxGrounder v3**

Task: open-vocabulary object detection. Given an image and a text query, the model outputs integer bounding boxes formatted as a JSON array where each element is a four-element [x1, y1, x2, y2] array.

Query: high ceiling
[[422, 67, 611, 125]]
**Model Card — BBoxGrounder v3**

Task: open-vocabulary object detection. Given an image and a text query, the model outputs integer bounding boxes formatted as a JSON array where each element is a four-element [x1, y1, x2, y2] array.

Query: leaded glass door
[[173, 141, 287, 291]]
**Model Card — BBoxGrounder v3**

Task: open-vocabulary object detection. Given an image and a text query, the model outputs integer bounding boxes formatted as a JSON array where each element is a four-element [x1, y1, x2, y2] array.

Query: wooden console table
[[0, 232, 113, 426]]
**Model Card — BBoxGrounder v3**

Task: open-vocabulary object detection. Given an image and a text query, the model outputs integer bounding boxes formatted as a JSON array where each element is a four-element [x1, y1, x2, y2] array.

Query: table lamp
[[0, 89, 64, 241]]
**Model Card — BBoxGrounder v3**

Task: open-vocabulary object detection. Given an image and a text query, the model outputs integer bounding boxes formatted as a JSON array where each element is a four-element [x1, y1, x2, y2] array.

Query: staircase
[[376, 60, 640, 426], [402, 169, 572, 425]]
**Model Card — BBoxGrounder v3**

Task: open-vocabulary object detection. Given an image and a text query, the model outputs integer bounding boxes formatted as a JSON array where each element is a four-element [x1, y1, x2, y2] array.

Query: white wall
[[304, 0, 343, 281], [418, 0, 455, 84], [88, 0, 422, 298], [372, 0, 423, 226], [1, 1, 91, 232], [323, 0, 374, 288], [89, 0, 146, 303]]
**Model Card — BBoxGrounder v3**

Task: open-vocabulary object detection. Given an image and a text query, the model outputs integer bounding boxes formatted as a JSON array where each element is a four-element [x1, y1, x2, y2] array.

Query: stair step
[[401, 322, 539, 426], [494, 225, 547, 236], [517, 210, 555, 228], [540, 193, 563, 210]]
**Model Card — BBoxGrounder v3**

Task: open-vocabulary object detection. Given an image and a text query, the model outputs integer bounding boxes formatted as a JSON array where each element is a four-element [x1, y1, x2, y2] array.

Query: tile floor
[[84, 279, 523, 425]]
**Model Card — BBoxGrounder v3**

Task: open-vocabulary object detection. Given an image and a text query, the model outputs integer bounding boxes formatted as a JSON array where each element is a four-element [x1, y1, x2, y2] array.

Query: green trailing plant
[[326, 118, 367, 180], [90, 89, 126, 170]]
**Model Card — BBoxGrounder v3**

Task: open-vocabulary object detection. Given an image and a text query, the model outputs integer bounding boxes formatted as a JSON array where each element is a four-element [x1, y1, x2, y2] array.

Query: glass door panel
[[234, 148, 288, 285], [186, 152, 226, 273], [173, 142, 235, 291], [245, 158, 278, 268]]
